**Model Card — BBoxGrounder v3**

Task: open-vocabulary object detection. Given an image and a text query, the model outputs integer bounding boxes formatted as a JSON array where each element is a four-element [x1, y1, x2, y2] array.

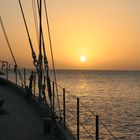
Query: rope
[[18, 0, 38, 69], [0, 16, 24, 86], [0, 17, 16, 65], [99, 119, 117, 140], [36, 0, 49, 75], [37, 0, 43, 100], [44, 0, 62, 118], [36, 0, 49, 73], [51, 80, 117, 139], [37, 0, 58, 114], [32, 0, 39, 45]]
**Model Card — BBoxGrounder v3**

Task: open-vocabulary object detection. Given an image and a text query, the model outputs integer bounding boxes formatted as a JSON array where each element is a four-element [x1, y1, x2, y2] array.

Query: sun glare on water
[[80, 56, 87, 62]]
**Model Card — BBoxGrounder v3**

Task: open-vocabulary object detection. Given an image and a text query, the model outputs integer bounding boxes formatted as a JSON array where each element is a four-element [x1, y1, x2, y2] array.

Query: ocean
[[54, 70, 140, 140], [5, 69, 140, 139]]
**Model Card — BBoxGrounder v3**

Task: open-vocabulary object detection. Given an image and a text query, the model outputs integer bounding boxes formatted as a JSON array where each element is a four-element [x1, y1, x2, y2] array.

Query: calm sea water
[[6, 70, 140, 139], [54, 70, 140, 140]]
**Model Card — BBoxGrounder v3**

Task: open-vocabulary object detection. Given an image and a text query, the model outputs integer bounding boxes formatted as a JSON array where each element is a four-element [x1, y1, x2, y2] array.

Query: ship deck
[[0, 83, 57, 140]]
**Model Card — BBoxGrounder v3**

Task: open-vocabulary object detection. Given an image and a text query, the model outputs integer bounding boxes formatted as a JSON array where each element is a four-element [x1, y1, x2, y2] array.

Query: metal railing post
[[96, 115, 99, 140], [63, 88, 66, 129], [77, 98, 80, 140], [34, 72, 36, 95], [24, 68, 26, 86], [9, 64, 10, 80], [15, 67, 17, 84], [6, 62, 8, 80], [52, 81, 55, 111]]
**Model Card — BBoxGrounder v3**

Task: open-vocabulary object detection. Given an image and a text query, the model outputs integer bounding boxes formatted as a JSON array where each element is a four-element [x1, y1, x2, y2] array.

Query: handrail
[[52, 80, 117, 140], [99, 119, 117, 140]]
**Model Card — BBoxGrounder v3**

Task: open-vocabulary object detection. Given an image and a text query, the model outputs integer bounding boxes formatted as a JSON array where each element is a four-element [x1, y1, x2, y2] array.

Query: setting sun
[[80, 56, 87, 62]]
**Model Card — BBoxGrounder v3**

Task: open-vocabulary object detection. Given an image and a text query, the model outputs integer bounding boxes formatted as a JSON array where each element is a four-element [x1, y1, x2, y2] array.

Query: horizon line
[[25, 68, 140, 72]]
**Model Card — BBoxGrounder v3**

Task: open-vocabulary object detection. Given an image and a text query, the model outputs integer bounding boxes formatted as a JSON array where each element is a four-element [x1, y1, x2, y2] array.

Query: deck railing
[[0, 60, 117, 140]]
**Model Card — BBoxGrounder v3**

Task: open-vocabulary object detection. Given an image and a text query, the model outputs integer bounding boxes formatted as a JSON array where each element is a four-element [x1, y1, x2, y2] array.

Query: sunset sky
[[0, 0, 140, 70]]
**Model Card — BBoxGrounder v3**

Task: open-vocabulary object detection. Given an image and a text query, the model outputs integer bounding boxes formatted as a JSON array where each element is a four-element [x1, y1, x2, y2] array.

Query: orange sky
[[0, 0, 140, 70]]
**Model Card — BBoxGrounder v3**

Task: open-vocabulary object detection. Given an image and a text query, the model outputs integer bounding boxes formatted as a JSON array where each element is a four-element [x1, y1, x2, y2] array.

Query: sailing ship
[[0, 0, 117, 140]]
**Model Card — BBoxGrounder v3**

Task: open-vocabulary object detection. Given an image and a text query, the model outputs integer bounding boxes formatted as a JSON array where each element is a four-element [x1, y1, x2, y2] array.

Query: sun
[[80, 56, 87, 62]]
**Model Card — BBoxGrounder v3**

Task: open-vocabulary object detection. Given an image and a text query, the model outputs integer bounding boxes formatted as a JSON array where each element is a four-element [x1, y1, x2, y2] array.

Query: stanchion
[[52, 81, 55, 111], [24, 68, 26, 86], [96, 115, 99, 140], [6, 62, 8, 80], [63, 88, 66, 129], [77, 98, 80, 140]]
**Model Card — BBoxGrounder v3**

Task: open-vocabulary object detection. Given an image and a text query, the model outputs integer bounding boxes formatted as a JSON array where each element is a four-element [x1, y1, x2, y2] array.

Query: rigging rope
[[37, 0, 43, 100], [18, 0, 38, 69], [36, 0, 49, 75], [36, 0, 53, 107], [19, 0, 45, 103], [32, 0, 39, 45], [44, 0, 62, 118], [0, 17, 16, 65], [0, 16, 24, 86], [99, 119, 117, 140], [32, 0, 44, 101]]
